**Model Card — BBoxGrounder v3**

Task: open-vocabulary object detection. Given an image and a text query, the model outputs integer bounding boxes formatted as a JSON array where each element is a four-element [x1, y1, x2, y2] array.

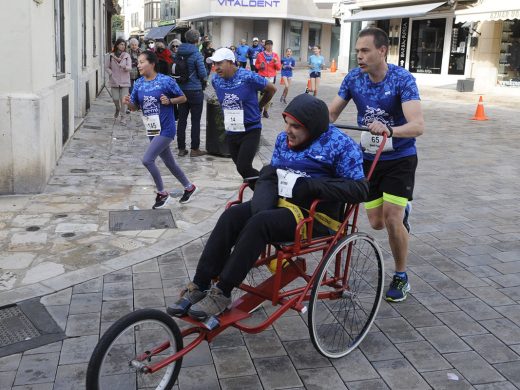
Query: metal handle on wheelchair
[[334, 124, 368, 132]]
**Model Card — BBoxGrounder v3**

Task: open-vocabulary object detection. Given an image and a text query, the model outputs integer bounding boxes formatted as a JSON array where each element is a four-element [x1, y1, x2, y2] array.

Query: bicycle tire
[[308, 232, 384, 358], [86, 309, 183, 390]]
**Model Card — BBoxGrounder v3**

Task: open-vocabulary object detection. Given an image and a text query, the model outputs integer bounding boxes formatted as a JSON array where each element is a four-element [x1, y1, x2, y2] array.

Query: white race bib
[[277, 169, 305, 198], [224, 109, 245, 132], [142, 114, 161, 137], [360, 131, 394, 154]]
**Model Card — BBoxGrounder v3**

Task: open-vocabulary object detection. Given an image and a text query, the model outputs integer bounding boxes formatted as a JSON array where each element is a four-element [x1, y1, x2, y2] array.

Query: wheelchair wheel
[[309, 233, 384, 358], [86, 309, 183, 390]]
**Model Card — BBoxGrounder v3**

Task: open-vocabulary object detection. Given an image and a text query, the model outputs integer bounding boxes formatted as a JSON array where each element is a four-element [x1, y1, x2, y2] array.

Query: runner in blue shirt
[[247, 37, 264, 72], [235, 39, 250, 68], [307, 45, 325, 96], [328, 27, 425, 303], [124, 50, 199, 208], [207, 48, 276, 181], [280, 48, 295, 104]]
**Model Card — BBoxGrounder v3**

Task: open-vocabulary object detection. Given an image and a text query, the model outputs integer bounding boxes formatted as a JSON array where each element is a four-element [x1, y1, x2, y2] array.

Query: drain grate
[[0, 306, 41, 347], [0, 299, 65, 357], [109, 209, 176, 232]]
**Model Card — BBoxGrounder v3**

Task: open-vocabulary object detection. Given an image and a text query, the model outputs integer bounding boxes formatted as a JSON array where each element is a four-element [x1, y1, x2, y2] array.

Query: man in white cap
[[207, 48, 276, 181], [248, 37, 264, 72]]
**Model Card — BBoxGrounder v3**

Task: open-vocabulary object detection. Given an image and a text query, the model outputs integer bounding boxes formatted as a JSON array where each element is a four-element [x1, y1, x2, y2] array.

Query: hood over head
[[282, 93, 330, 150]]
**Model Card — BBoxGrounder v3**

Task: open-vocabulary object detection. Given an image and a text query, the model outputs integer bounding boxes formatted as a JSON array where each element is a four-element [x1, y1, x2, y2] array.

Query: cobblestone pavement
[[1, 70, 520, 389]]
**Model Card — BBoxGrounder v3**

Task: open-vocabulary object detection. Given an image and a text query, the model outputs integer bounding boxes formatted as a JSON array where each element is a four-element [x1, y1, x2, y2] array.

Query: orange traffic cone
[[305, 79, 311, 93], [330, 59, 337, 73], [471, 96, 488, 121]]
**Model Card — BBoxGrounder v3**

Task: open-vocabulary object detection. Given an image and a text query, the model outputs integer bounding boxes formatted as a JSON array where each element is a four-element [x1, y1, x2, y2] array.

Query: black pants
[[193, 202, 297, 293], [226, 128, 261, 179], [177, 89, 204, 150]]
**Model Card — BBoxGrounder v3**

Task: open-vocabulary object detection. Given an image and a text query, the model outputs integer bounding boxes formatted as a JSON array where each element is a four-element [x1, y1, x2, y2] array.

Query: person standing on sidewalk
[[247, 37, 264, 72], [280, 48, 295, 104], [106, 38, 132, 122], [176, 29, 208, 157], [127, 38, 142, 98], [124, 51, 199, 208], [236, 39, 249, 68], [256, 40, 281, 118], [206, 48, 276, 181], [328, 27, 424, 302], [308, 45, 325, 96]]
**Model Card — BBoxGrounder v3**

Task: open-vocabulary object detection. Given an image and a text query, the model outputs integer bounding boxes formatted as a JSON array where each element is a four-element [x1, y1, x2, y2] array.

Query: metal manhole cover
[[0, 306, 41, 347], [0, 299, 65, 357], [109, 209, 176, 232]]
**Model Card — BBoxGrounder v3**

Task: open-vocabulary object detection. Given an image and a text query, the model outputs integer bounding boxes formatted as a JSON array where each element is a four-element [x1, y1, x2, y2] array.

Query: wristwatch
[[386, 124, 393, 138]]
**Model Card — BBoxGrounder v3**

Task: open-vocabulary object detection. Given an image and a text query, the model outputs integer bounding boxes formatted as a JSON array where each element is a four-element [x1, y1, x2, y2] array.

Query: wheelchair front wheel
[[86, 309, 183, 390], [308, 232, 384, 358]]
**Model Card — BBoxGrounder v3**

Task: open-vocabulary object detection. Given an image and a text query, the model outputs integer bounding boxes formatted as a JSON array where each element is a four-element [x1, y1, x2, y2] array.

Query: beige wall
[[0, 0, 106, 194], [470, 21, 502, 91]]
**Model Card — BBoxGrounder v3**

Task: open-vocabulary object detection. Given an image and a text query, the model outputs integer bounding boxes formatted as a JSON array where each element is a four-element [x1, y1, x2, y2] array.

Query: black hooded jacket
[[251, 94, 369, 229]]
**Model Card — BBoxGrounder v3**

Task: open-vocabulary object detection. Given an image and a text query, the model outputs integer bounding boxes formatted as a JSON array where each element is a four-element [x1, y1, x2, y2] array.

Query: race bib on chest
[[360, 131, 394, 154], [142, 114, 161, 137], [277, 169, 305, 198], [224, 109, 245, 132]]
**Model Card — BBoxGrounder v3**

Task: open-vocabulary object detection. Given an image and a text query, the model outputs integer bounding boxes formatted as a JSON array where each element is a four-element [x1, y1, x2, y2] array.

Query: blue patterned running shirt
[[130, 73, 184, 139], [338, 63, 420, 161], [271, 125, 364, 181], [212, 68, 267, 133]]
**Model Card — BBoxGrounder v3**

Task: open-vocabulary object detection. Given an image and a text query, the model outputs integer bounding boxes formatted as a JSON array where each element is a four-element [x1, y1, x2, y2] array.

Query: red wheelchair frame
[[86, 126, 388, 390]]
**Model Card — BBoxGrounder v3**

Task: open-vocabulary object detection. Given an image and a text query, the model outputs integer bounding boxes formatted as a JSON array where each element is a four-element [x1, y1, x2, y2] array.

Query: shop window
[[409, 18, 446, 74], [287, 21, 302, 61], [498, 20, 520, 87], [348, 21, 362, 71], [448, 22, 468, 75], [54, 0, 65, 78], [330, 25, 340, 63]]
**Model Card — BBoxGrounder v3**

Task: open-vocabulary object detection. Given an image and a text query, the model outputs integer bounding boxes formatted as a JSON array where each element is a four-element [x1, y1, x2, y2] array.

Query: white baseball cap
[[206, 47, 236, 63], [253, 37, 259, 41]]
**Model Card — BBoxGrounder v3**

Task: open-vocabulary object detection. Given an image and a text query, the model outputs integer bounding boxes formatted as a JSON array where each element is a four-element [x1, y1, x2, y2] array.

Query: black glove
[[250, 165, 278, 215], [201, 80, 208, 90]]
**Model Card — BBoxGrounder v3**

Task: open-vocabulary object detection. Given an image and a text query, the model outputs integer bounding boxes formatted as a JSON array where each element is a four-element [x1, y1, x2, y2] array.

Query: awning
[[344, 2, 446, 22], [145, 25, 176, 40], [455, 0, 520, 23]]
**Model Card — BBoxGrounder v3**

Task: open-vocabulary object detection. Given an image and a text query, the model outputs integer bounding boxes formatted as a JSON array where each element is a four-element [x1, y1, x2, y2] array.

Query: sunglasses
[[172, 45, 179, 48]]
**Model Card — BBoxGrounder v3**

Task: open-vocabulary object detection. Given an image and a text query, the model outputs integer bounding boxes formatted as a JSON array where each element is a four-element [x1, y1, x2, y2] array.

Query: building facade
[[0, 0, 115, 194], [179, 0, 338, 64], [317, 0, 520, 92], [121, 0, 146, 38]]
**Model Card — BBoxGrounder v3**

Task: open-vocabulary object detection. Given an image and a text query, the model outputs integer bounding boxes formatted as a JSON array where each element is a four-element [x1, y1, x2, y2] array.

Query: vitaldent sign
[[217, 0, 281, 7]]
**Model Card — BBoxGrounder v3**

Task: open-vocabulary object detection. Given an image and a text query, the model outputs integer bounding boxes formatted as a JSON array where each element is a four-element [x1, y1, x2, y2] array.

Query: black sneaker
[[385, 274, 411, 302], [403, 202, 412, 233], [179, 185, 199, 204], [152, 192, 170, 209]]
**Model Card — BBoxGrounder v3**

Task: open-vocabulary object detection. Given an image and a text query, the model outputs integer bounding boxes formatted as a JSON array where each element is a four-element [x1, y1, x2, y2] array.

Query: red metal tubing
[[146, 331, 206, 374]]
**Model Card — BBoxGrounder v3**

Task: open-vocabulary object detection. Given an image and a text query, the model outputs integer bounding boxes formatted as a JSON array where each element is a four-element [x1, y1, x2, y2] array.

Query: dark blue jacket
[[177, 43, 207, 91]]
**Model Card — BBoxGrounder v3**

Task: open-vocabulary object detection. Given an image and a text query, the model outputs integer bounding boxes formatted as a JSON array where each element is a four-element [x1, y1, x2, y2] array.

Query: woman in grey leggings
[[124, 50, 199, 209]]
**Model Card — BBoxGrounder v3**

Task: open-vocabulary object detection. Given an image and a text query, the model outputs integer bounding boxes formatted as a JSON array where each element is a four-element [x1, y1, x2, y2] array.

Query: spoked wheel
[[86, 309, 183, 390], [309, 233, 384, 358]]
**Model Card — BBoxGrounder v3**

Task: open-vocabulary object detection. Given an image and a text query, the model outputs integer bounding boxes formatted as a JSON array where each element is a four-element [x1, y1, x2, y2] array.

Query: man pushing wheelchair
[[168, 93, 369, 321]]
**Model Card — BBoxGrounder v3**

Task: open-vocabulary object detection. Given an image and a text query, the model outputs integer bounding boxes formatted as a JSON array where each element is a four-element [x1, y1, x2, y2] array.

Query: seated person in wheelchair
[[168, 93, 369, 321]]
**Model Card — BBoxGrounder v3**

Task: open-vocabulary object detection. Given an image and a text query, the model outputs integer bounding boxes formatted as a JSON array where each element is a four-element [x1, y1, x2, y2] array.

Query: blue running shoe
[[386, 274, 411, 302], [403, 202, 412, 233]]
